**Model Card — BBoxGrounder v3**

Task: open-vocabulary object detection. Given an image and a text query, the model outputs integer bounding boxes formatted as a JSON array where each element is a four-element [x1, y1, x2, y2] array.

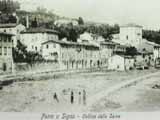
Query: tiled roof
[[100, 41, 119, 45], [0, 23, 17, 28], [0, 32, 15, 36], [146, 41, 160, 47], [42, 40, 99, 48], [21, 28, 59, 34], [120, 23, 143, 28]]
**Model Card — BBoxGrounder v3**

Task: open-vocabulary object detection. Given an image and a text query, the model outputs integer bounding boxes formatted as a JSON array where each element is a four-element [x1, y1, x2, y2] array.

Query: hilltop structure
[[112, 23, 143, 48], [20, 28, 59, 53]]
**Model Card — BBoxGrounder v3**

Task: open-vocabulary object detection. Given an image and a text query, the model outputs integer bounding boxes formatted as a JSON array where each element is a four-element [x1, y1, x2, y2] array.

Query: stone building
[[0, 23, 25, 47], [42, 40, 100, 70], [20, 28, 59, 54], [0, 32, 14, 73], [108, 55, 134, 71], [99, 41, 118, 67], [112, 23, 143, 48], [54, 19, 79, 27]]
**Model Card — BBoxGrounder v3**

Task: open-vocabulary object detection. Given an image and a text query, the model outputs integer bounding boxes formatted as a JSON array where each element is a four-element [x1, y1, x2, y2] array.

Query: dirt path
[[89, 70, 160, 112], [0, 69, 159, 112]]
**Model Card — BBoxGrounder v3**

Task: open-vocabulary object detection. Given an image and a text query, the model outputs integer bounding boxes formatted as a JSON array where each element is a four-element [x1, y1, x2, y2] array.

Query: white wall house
[[78, 32, 101, 47], [153, 45, 160, 61], [0, 32, 14, 73], [119, 23, 143, 48], [20, 28, 59, 54], [108, 55, 134, 71], [99, 41, 117, 67], [54, 19, 79, 26], [78, 32, 93, 43], [41, 40, 61, 61], [112, 23, 143, 48], [0, 23, 26, 47], [41, 39, 100, 70]]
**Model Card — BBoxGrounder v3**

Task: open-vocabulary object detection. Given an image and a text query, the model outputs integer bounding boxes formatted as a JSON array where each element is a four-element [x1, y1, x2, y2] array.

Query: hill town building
[[20, 28, 59, 54], [112, 23, 143, 48], [0, 32, 14, 73], [0, 23, 25, 47], [42, 40, 100, 70]]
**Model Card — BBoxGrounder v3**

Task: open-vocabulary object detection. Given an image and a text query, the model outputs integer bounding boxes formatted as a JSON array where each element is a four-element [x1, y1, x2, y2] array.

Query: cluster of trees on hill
[[1, 0, 160, 44], [0, 0, 20, 23], [13, 40, 44, 64], [0, 13, 17, 23], [54, 23, 119, 42], [0, 0, 20, 13], [143, 30, 160, 44], [1, 0, 160, 63], [17, 6, 61, 29]]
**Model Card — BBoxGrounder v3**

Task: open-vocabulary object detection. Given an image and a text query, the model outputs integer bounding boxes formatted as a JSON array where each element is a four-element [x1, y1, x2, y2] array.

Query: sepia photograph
[[0, 0, 160, 119]]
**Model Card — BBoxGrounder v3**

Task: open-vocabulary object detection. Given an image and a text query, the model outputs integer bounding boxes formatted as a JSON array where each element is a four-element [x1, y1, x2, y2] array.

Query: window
[[8, 47, 11, 55], [8, 38, 11, 43], [53, 44, 56, 48], [4, 38, 7, 42], [143, 54, 145, 58], [46, 44, 49, 49], [35, 47, 37, 51], [0, 47, 2, 55], [137, 33, 141, 36], [62, 53, 64, 59], [4, 29, 6, 32], [126, 35, 128, 40], [4, 47, 7, 55]]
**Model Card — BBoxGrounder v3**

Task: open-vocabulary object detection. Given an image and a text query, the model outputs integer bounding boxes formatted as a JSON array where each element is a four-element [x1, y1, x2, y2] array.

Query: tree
[[143, 30, 160, 44], [0, 0, 20, 13], [13, 40, 44, 64], [85, 24, 119, 40], [125, 47, 138, 56], [8, 14, 17, 23], [68, 27, 78, 42], [13, 40, 27, 63], [78, 17, 84, 25], [31, 17, 38, 28], [25, 52, 44, 65]]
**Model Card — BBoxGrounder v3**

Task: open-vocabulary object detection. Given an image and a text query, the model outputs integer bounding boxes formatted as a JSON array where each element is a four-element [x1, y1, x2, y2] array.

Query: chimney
[[26, 15, 29, 28]]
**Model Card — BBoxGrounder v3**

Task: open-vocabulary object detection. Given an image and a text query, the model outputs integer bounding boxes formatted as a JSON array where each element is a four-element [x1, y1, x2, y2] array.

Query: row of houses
[[0, 22, 160, 73]]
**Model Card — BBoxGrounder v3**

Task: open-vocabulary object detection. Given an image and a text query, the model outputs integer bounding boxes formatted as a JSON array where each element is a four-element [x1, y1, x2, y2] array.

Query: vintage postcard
[[0, 0, 160, 120]]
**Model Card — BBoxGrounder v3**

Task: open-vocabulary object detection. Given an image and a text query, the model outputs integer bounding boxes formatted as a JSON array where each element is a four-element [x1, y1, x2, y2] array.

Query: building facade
[[99, 41, 117, 67], [108, 55, 134, 71], [153, 45, 160, 61], [0, 23, 26, 47], [112, 23, 143, 48], [54, 19, 79, 27], [0, 32, 14, 73], [20, 28, 59, 54], [42, 40, 101, 70], [119, 23, 143, 48]]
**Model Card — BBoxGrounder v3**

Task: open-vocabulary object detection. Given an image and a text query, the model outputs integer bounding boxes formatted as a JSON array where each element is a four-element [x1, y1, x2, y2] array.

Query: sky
[[16, 0, 160, 30]]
